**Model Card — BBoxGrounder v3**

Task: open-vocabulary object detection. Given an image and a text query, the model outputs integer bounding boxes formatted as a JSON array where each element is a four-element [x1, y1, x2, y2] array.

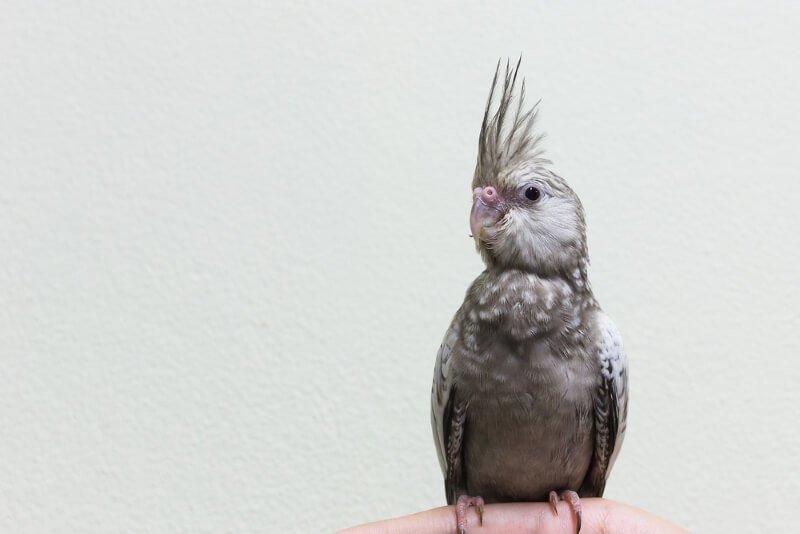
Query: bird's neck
[[482, 259, 594, 301]]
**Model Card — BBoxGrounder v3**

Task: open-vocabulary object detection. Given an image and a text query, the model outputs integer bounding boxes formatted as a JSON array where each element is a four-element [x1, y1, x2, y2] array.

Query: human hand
[[338, 499, 686, 533]]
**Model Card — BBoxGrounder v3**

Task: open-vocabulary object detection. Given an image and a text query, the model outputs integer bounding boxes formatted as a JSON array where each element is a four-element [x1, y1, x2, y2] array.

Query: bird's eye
[[524, 186, 541, 201]]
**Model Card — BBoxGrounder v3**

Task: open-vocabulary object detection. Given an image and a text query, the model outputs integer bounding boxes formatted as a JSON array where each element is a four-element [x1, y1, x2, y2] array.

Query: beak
[[470, 187, 505, 241]]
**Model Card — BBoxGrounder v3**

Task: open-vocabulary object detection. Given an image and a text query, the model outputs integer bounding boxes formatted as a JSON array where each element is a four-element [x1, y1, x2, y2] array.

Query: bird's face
[[470, 164, 586, 274]]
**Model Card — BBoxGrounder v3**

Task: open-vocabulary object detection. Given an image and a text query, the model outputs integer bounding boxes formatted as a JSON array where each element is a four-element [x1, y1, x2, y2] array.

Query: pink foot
[[455, 494, 485, 534], [548, 489, 582, 533]]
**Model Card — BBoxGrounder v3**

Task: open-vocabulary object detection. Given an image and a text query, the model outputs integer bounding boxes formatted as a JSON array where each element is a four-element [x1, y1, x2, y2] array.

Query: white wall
[[2, 2, 799, 532]]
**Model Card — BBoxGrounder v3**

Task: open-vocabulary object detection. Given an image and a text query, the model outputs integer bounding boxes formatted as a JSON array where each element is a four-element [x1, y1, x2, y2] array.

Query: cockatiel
[[431, 59, 628, 534]]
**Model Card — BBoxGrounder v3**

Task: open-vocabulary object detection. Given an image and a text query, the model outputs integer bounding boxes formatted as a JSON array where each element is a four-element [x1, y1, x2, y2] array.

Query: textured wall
[[2, 2, 799, 533]]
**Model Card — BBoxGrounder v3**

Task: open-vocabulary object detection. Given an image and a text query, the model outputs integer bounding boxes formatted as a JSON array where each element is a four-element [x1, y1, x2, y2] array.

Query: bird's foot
[[455, 494, 485, 534], [548, 489, 582, 533]]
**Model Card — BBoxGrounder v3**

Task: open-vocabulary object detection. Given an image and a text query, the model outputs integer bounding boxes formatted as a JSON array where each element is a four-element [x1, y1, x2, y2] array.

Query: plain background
[[2, 2, 799, 533]]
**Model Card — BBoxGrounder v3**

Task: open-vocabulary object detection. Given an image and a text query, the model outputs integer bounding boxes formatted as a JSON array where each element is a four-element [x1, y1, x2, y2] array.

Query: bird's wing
[[431, 320, 467, 504], [581, 311, 629, 497]]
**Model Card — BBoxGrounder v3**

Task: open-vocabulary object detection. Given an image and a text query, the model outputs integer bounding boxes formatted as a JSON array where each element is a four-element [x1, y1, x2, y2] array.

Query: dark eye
[[524, 186, 541, 201]]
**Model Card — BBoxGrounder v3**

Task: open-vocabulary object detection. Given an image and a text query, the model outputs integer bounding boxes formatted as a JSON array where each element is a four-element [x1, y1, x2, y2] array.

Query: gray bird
[[431, 59, 629, 534]]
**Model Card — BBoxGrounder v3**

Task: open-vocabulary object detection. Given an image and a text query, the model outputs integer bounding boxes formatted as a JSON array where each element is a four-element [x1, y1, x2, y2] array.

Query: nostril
[[481, 186, 497, 203]]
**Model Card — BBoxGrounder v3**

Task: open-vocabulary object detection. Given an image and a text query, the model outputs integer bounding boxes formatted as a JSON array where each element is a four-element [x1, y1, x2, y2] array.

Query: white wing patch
[[595, 312, 628, 472], [597, 313, 626, 389], [431, 323, 460, 476]]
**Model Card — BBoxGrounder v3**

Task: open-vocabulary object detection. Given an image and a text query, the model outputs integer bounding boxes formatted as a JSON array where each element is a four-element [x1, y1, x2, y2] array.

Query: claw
[[548, 490, 582, 533], [455, 495, 485, 534], [548, 490, 559, 515]]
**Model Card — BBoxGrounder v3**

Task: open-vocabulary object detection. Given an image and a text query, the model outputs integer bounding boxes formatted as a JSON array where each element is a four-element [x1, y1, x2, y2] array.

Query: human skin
[[338, 499, 687, 534]]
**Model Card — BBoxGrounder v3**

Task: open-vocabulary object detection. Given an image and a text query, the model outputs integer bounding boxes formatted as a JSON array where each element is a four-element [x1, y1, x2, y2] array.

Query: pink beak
[[470, 186, 505, 241]]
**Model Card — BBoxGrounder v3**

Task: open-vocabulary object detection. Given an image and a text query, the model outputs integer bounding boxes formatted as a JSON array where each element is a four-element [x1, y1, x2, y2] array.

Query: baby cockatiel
[[431, 59, 628, 534]]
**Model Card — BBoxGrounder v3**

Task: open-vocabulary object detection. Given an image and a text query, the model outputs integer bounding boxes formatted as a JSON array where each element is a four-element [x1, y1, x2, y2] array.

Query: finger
[[338, 499, 687, 534]]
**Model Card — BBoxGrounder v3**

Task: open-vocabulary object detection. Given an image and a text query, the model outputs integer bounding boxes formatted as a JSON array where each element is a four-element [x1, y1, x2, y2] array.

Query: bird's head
[[470, 60, 588, 277]]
